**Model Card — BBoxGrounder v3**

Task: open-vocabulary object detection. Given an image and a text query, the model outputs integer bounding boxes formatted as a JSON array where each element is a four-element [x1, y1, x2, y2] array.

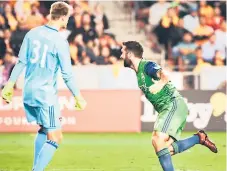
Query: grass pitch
[[0, 132, 225, 171]]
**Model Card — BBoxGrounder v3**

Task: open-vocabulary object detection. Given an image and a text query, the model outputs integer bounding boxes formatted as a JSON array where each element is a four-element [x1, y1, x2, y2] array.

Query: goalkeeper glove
[[1, 81, 15, 103], [75, 94, 87, 110]]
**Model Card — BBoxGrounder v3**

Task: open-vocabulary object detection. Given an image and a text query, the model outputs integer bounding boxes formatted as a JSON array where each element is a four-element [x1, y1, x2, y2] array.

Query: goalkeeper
[[1, 2, 86, 170]]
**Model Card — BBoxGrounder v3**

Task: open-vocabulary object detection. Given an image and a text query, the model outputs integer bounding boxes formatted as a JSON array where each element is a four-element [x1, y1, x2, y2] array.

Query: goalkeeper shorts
[[24, 103, 61, 132]]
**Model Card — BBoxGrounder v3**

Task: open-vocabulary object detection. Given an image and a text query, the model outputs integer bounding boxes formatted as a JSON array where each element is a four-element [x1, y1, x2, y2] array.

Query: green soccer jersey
[[137, 60, 181, 112]]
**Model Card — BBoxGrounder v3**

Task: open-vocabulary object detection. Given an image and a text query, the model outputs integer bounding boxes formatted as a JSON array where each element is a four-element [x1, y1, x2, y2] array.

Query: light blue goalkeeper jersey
[[9, 25, 79, 107]]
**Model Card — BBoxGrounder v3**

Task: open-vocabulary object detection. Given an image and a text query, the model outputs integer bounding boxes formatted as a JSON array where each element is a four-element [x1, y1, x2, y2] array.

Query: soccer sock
[[172, 135, 200, 154], [33, 130, 47, 168], [156, 148, 174, 171], [33, 140, 59, 171]]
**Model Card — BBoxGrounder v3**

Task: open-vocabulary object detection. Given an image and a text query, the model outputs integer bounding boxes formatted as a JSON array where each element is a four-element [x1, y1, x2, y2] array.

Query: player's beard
[[124, 58, 132, 68]]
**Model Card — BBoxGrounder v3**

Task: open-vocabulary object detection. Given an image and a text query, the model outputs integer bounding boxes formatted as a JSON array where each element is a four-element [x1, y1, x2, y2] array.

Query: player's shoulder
[[56, 34, 68, 43], [55, 34, 69, 48], [142, 60, 160, 69], [142, 60, 162, 78], [23, 26, 46, 41], [26, 26, 43, 36], [143, 60, 161, 72], [28, 25, 67, 44]]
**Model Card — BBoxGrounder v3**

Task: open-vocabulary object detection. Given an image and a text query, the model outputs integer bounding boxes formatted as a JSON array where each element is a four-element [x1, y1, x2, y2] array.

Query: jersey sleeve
[[18, 33, 29, 64], [144, 61, 162, 79], [57, 39, 80, 97], [8, 34, 29, 82], [8, 61, 26, 82]]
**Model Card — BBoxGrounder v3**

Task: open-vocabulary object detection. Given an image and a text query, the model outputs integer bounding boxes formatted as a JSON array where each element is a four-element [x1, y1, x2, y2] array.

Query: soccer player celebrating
[[120, 41, 217, 171], [1, 2, 86, 170]]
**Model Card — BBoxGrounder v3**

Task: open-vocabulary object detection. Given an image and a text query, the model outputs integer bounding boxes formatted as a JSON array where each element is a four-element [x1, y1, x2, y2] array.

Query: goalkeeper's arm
[[56, 39, 80, 97], [56, 40, 86, 110], [1, 34, 28, 103]]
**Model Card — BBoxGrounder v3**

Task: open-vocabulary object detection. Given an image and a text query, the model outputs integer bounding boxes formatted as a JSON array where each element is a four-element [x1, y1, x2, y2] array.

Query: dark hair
[[82, 11, 90, 17], [123, 41, 143, 58], [195, 46, 202, 51], [81, 11, 91, 25], [184, 31, 192, 36], [73, 3, 80, 9]]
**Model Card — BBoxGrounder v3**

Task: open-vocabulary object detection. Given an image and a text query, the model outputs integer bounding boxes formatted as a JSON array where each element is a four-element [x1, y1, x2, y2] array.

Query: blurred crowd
[[66, 1, 121, 65], [131, 0, 226, 72], [0, 0, 226, 86], [0, 0, 122, 87]]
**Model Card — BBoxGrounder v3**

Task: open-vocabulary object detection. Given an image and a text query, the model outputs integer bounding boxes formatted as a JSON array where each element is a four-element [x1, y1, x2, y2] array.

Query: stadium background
[[0, 0, 226, 171]]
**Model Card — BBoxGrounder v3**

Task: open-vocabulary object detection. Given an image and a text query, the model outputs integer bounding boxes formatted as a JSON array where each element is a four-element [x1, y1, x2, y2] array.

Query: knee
[[55, 132, 63, 144], [152, 134, 165, 147], [151, 132, 169, 152], [47, 131, 63, 144]]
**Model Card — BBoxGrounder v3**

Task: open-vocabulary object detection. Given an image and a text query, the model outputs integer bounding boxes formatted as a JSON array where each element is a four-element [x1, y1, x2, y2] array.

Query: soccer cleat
[[195, 130, 218, 153]]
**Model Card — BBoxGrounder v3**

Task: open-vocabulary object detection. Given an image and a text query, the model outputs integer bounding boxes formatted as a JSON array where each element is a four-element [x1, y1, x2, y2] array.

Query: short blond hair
[[50, 1, 70, 20]]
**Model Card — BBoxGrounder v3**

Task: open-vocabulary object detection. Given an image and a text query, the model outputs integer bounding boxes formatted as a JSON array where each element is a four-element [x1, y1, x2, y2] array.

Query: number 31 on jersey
[[30, 40, 48, 68]]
